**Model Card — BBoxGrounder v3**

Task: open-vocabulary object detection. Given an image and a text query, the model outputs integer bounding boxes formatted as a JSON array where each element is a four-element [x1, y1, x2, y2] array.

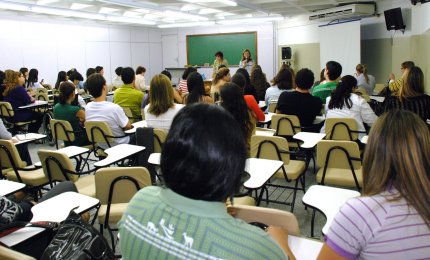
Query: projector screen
[[320, 20, 361, 77]]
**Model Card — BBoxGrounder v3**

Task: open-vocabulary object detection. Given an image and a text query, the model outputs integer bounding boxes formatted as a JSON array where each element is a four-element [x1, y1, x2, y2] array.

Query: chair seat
[[232, 196, 256, 206], [316, 167, 363, 188], [75, 175, 96, 197], [273, 160, 306, 180], [98, 203, 128, 224], [96, 148, 107, 157], [7, 168, 48, 187]]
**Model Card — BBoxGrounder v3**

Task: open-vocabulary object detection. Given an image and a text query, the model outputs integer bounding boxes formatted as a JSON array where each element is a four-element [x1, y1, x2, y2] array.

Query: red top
[[244, 95, 265, 122]]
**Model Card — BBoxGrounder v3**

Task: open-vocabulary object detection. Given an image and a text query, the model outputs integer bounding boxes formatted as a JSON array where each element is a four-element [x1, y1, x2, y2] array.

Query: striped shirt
[[325, 187, 430, 259], [177, 79, 188, 95], [119, 186, 286, 260], [383, 95, 430, 121]]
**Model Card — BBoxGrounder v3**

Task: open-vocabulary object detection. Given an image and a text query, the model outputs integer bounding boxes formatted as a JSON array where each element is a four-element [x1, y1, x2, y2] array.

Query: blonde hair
[[213, 67, 230, 85], [363, 110, 430, 228], [148, 74, 174, 116], [399, 66, 424, 101], [356, 64, 369, 84], [3, 70, 20, 96]]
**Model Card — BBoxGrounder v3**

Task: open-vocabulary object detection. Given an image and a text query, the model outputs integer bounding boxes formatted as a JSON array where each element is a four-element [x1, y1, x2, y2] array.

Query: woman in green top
[[212, 51, 229, 77], [53, 81, 90, 147]]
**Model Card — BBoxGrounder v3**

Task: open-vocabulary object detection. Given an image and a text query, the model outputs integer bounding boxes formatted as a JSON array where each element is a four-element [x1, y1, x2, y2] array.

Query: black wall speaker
[[384, 7, 406, 31], [281, 47, 291, 60]]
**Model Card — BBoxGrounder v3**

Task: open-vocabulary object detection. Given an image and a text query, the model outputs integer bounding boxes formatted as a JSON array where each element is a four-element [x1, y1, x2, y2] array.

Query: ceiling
[[0, 0, 382, 28]]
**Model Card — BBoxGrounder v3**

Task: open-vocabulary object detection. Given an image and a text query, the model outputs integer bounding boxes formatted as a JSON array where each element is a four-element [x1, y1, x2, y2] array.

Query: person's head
[[58, 81, 76, 104], [325, 61, 342, 81], [121, 67, 135, 85], [161, 70, 172, 81], [363, 110, 430, 228], [95, 66, 104, 75], [0, 70, 5, 85], [400, 66, 424, 99], [401, 61, 415, 73], [69, 71, 83, 85], [28, 69, 39, 84], [136, 66, 146, 76], [182, 66, 197, 80], [271, 64, 295, 90], [295, 68, 314, 90], [67, 68, 76, 78], [220, 83, 254, 142], [115, 67, 123, 77], [319, 68, 325, 82], [86, 73, 106, 98], [3, 70, 21, 95], [242, 49, 252, 61], [236, 68, 251, 87], [231, 73, 246, 91], [57, 71, 67, 83], [213, 67, 230, 85], [161, 103, 246, 201], [186, 72, 205, 105], [148, 74, 174, 116], [250, 64, 267, 87], [356, 64, 369, 84], [215, 51, 224, 62], [328, 75, 357, 110], [86, 68, 96, 79], [19, 68, 28, 78]]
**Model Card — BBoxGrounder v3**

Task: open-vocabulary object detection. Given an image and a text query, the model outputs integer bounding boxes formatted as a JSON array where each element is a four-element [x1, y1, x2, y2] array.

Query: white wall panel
[[84, 26, 109, 42], [131, 42, 151, 79], [22, 41, 58, 84], [109, 27, 131, 42], [131, 28, 148, 42], [0, 39, 23, 70], [85, 42, 111, 82], [110, 42, 132, 78], [149, 43, 163, 80], [57, 40, 87, 76]]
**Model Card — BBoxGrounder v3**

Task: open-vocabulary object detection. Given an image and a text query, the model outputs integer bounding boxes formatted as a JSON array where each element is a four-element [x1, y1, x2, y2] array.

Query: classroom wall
[[0, 16, 162, 86], [160, 23, 275, 80]]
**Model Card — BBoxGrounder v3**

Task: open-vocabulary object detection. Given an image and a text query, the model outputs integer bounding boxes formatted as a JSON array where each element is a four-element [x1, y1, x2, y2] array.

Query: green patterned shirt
[[312, 81, 337, 104]]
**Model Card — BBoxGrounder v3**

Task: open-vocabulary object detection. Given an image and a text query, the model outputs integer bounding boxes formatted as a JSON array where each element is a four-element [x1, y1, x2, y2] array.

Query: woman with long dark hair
[[26, 68, 44, 92], [55, 71, 68, 90], [265, 64, 295, 110], [184, 72, 213, 105]]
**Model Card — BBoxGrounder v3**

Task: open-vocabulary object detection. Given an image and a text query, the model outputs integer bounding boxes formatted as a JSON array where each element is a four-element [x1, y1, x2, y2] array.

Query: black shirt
[[276, 91, 322, 127]]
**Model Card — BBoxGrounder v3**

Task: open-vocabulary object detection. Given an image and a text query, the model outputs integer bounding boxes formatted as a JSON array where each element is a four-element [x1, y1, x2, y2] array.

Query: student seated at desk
[[210, 67, 230, 103], [53, 82, 90, 147], [250, 65, 270, 102], [231, 73, 264, 122], [177, 66, 197, 96], [25, 69, 44, 94], [161, 69, 183, 104], [312, 61, 342, 104], [318, 110, 430, 259], [69, 71, 86, 108], [120, 104, 291, 259], [184, 72, 213, 105], [54, 71, 68, 90], [3, 70, 43, 133], [265, 64, 295, 111], [0, 118, 32, 165], [113, 67, 144, 121], [85, 74, 133, 149], [144, 74, 184, 131]]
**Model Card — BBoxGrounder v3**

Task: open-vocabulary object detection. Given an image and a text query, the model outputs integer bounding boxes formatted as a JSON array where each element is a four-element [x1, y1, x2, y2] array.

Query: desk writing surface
[[0, 180, 26, 196], [94, 144, 145, 167], [18, 100, 48, 109], [288, 235, 323, 259], [244, 158, 283, 189], [293, 132, 326, 149]]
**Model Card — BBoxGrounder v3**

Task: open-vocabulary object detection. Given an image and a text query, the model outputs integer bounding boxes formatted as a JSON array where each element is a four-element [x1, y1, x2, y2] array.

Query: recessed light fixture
[[99, 7, 119, 14], [70, 3, 93, 10], [199, 8, 221, 15], [216, 16, 283, 24], [36, 0, 59, 5], [158, 21, 215, 28]]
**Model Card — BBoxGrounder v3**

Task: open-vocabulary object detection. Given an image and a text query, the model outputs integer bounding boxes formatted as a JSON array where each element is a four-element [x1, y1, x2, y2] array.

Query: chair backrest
[[50, 119, 75, 147], [355, 88, 370, 102], [141, 108, 145, 120], [37, 149, 78, 183], [0, 246, 35, 260], [271, 114, 301, 137], [250, 135, 290, 164], [0, 139, 26, 170], [229, 205, 300, 236], [268, 101, 277, 113], [316, 140, 361, 170], [95, 167, 151, 204], [0, 101, 14, 118], [121, 106, 134, 123], [154, 128, 167, 153], [36, 87, 48, 94], [325, 118, 358, 141], [36, 93, 48, 102], [374, 83, 385, 94], [85, 121, 115, 146]]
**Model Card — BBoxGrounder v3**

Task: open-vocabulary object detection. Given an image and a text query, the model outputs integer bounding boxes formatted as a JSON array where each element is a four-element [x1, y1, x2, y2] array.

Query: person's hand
[[267, 226, 296, 260], [11, 137, 19, 143], [389, 73, 395, 80]]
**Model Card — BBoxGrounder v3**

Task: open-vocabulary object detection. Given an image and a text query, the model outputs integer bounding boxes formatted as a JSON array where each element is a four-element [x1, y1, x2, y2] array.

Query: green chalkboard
[[186, 32, 257, 66]]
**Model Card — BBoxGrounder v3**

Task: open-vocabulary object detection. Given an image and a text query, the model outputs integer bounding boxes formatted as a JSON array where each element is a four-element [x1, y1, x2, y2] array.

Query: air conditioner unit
[[309, 4, 376, 21]]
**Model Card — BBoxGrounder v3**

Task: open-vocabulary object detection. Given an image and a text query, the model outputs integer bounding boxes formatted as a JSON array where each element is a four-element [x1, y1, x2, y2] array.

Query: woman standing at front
[[239, 49, 254, 74]]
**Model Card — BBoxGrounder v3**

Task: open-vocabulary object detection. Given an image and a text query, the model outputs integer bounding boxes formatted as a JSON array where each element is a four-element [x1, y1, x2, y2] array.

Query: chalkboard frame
[[186, 31, 258, 66]]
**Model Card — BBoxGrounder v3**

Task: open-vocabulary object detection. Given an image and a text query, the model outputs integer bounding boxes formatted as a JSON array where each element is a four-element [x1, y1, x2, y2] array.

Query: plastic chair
[[0, 101, 34, 133], [324, 117, 365, 141]]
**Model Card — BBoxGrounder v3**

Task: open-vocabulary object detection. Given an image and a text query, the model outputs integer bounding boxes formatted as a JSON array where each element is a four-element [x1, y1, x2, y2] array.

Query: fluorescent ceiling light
[[181, 4, 200, 12], [0, 2, 29, 11], [123, 11, 141, 18], [162, 17, 175, 23], [218, 0, 237, 6], [70, 3, 93, 10], [199, 8, 221, 15], [106, 16, 155, 25], [216, 16, 283, 24], [36, 0, 59, 5], [181, 0, 237, 6], [99, 7, 119, 14], [158, 21, 215, 28], [32, 6, 105, 19], [143, 13, 162, 20], [134, 8, 149, 14], [164, 10, 208, 21]]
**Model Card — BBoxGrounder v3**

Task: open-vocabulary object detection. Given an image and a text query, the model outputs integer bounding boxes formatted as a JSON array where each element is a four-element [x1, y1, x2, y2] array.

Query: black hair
[[0, 70, 5, 84], [215, 51, 224, 59], [95, 66, 103, 73], [67, 69, 76, 77], [69, 71, 83, 82], [26, 68, 38, 88], [182, 67, 197, 80], [161, 103, 247, 201], [19, 67, 28, 75], [121, 67, 135, 84], [86, 74, 106, 98], [218, 64, 227, 70], [58, 81, 75, 104], [55, 71, 67, 89], [326, 61, 342, 81], [186, 72, 205, 105], [328, 75, 357, 110], [115, 67, 123, 76], [401, 61, 415, 70], [236, 68, 251, 87], [231, 73, 246, 90], [295, 68, 314, 90], [136, 66, 146, 75], [161, 70, 172, 80], [86, 68, 96, 78]]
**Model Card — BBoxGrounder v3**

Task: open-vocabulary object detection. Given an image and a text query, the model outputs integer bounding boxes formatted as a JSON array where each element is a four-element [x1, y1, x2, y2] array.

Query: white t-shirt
[[355, 74, 376, 95], [144, 104, 184, 131], [85, 101, 130, 149], [27, 82, 43, 91], [135, 74, 147, 92], [321, 93, 377, 138]]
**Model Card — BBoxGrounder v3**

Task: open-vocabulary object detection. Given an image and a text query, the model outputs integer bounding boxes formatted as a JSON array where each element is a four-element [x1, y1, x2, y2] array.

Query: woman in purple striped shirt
[[318, 110, 430, 259]]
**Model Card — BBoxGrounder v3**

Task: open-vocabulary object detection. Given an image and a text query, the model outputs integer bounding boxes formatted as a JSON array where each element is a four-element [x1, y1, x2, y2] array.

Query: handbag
[[41, 209, 114, 260]]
